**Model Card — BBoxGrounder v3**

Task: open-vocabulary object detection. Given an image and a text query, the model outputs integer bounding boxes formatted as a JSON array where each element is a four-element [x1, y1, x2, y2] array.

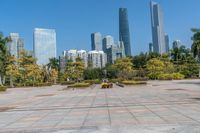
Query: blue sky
[[1, 0, 200, 56]]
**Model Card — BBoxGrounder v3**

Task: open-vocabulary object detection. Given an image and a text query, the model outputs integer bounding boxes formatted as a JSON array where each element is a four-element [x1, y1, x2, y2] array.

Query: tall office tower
[[172, 40, 182, 49], [165, 34, 169, 53], [7, 33, 24, 58], [17, 38, 24, 58], [119, 8, 131, 56], [150, 1, 168, 54], [91, 32, 102, 51], [88, 50, 107, 68], [33, 28, 56, 65], [102, 35, 114, 53], [77, 50, 88, 68], [149, 43, 154, 53]]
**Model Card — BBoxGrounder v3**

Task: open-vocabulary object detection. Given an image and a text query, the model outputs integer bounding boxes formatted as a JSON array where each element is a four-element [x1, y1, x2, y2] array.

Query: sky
[[1, 0, 200, 56]]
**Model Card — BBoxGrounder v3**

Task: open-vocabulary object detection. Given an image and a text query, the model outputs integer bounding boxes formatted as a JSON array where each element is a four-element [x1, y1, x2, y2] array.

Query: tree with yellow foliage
[[5, 56, 21, 87]]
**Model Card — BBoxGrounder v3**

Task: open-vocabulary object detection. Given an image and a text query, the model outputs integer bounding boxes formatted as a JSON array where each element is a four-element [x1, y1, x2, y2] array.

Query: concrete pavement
[[0, 80, 200, 132]]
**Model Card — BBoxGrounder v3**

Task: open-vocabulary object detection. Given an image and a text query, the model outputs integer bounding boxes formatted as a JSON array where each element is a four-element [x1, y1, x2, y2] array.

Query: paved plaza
[[0, 80, 200, 132]]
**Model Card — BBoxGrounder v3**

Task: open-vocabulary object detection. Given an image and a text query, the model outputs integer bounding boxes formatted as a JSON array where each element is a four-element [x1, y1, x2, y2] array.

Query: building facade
[[7, 33, 24, 58], [91, 32, 102, 51], [102, 35, 125, 64], [102, 35, 114, 52], [119, 8, 131, 56], [172, 40, 182, 49], [150, 1, 168, 54], [88, 50, 106, 68], [33, 28, 56, 65]]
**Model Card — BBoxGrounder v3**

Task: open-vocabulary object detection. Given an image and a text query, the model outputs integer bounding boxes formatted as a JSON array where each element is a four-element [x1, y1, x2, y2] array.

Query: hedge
[[67, 83, 91, 88], [121, 80, 147, 85], [60, 81, 76, 85], [0, 86, 7, 92]]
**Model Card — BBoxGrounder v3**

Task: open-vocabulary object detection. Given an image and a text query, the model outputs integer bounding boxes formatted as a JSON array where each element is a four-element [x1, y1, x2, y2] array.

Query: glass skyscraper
[[33, 28, 56, 65], [150, 1, 168, 54], [119, 8, 131, 56], [7, 33, 24, 58], [91, 32, 102, 51]]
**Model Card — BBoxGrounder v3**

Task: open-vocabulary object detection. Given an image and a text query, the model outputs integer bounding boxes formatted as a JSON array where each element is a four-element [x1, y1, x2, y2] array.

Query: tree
[[191, 29, 200, 77], [83, 68, 103, 80], [48, 57, 60, 71], [132, 52, 148, 69], [113, 57, 133, 72], [5, 56, 21, 87], [18, 50, 42, 85], [146, 58, 165, 79], [64, 60, 85, 81], [0, 33, 11, 85], [50, 69, 58, 84]]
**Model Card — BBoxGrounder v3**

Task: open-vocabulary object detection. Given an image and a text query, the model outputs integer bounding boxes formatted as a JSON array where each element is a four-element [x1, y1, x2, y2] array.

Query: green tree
[[83, 68, 103, 80], [64, 60, 85, 81], [191, 29, 200, 61], [48, 57, 60, 71], [191, 29, 200, 77], [0, 33, 11, 85], [113, 57, 133, 72], [146, 58, 165, 79]]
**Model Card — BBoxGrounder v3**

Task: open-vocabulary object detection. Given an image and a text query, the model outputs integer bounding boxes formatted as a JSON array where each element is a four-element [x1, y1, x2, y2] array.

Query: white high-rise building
[[63, 49, 88, 68], [77, 50, 88, 68], [7, 33, 24, 58], [33, 28, 56, 65], [66, 49, 78, 62], [88, 50, 107, 68]]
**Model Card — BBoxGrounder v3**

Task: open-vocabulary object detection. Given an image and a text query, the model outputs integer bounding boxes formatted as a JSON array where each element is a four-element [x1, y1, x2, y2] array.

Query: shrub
[[121, 80, 147, 85], [24, 80, 38, 87], [60, 81, 75, 85], [171, 73, 185, 80], [132, 77, 148, 81], [158, 73, 173, 80], [0, 86, 7, 92], [67, 83, 90, 88], [158, 73, 185, 80]]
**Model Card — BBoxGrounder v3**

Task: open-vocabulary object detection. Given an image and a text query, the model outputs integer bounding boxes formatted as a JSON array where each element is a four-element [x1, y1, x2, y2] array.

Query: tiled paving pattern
[[0, 80, 200, 132]]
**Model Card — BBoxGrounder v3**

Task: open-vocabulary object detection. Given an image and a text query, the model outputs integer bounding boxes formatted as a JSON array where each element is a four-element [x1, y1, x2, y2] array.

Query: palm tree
[[191, 29, 200, 77], [0, 33, 11, 85], [47, 57, 59, 71]]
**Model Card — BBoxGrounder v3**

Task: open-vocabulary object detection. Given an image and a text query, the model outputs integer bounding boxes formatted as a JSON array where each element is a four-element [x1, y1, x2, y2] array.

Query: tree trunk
[[199, 69, 200, 78], [10, 76, 14, 88], [0, 75, 2, 86], [3, 76, 6, 84]]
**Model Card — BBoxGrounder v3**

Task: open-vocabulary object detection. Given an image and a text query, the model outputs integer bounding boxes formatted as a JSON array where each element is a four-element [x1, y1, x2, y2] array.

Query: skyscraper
[[7, 33, 24, 58], [102, 35, 114, 52], [91, 32, 102, 51], [33, 28, 56, 65], [150, 1, 168, 54], [119, 8, 131, 56]]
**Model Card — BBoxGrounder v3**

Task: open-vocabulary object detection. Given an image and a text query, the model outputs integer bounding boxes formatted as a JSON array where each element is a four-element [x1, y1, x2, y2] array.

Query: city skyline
[[1, 0, 200, 56]]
